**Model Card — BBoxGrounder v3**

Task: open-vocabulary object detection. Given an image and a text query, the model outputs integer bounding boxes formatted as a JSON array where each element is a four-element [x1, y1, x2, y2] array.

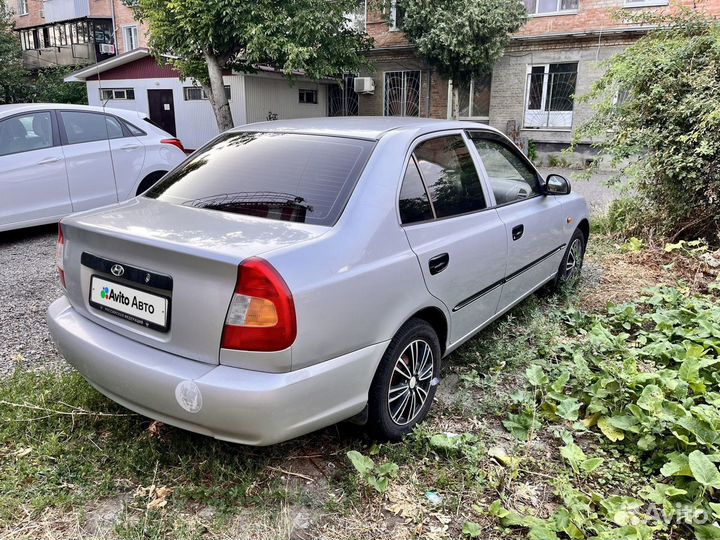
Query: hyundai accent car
[[48, 117, 589, 445], [0, 103, 186, 232]]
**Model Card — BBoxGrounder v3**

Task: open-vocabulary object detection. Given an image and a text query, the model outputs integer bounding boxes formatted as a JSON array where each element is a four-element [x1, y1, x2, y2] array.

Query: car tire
[[367, 318, 441, 441], [550, 228, 586, 291]]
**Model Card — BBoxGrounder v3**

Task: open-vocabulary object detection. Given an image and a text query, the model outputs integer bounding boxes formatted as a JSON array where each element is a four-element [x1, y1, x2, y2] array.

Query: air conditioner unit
[[99, 43, 115, 54], [353, 77, 375, 94]]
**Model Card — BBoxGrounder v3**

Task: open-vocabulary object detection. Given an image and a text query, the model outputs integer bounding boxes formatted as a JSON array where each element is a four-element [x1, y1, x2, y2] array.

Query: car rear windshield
[[145, 132, 375, 226]]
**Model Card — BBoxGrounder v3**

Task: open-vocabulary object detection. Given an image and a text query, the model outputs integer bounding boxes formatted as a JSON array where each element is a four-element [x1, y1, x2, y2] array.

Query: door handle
[[37, 156, 61, 164], [121, 144, 140, 150], [429, 253, 450, 275], [512, 224, 525, 241]]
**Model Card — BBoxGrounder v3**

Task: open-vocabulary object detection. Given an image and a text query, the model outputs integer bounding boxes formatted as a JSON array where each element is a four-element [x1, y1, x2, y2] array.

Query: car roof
[[0, 103, 145, 120], [235, 116, 501, 141]]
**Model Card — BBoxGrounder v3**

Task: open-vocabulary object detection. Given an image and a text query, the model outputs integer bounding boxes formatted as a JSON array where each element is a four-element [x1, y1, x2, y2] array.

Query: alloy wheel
[[565, 238, 584, 280], [387, 339, 434, 426]]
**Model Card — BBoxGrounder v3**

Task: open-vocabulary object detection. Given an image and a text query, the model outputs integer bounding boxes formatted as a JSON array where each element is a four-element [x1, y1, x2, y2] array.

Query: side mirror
[[545, 174, 572, 196]]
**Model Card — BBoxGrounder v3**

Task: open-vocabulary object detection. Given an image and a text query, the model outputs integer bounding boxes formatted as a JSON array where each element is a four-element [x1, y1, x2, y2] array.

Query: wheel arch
[[408, 306, 449, 356], [578, 218, 590, 243]]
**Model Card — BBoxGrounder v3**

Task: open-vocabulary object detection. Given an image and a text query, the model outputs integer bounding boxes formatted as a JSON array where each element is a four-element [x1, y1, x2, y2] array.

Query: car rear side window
[[60, 111, 119, 144], [412, 135, 486, 219], [399, 158, 433, 224], [145, 132, 375, 226], [0, 112, 53, 157]]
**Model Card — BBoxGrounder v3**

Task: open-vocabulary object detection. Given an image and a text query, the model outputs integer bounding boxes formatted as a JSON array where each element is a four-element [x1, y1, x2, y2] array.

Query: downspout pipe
[[109, 0, 117, 50]]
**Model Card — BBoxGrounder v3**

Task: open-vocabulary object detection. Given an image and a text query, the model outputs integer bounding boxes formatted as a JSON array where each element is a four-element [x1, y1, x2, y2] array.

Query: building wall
[[519, 0, 720, 37], [243, 74, 329, 124], [489, 37, 631, 144], [360, 0, 720, 166], [85, 75, 246, 150], [12, 0, 148, 59]]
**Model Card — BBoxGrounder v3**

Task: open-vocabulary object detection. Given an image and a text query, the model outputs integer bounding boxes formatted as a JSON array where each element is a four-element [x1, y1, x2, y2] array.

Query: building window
[[18, 0, 28, 16], [451, 73, 491, 119], [384, 71, 421, 117], [183, 85, 231, 101], [624, 0, 668, 6], [524, 0, 578, 15], [524, 63, 578, 129], [100, 88, 135, 100], [346, 0, 367, 32], [122, 25, 139, 52], [299, 89, 318, 104], [389, 0, 405, 30]]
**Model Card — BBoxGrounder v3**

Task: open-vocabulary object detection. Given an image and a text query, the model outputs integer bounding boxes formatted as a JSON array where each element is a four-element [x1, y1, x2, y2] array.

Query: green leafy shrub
[[576, 10, 720, 243], [346, 450, 399, 494], [500, 286, 720, 538]]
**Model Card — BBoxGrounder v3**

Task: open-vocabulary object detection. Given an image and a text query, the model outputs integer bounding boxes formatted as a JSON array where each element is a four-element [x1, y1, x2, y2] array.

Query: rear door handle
[[429, 253, 450, 275], [121, 144, 140, 150], [37, 156, 61, 164], [512, 224, 525, 241]]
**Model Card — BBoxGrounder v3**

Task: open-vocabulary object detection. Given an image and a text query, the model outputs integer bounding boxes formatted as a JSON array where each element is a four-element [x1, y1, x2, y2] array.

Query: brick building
[[356, 0, 720, 164], [11, 0, 147, 69]]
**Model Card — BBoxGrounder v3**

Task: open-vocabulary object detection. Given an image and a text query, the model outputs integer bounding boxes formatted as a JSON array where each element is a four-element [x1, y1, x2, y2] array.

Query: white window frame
[[99, 88, 135, 101], [183, 85, 231, 101], [18, 0, 28, 16], [122, 25, 139, 53], [447, 75, 492, 121], [623, 0, 668, 7], [525, 0, 578, 17], [384, 70, 421, 117], [523, 63, 577, 130], [389, 0, 401, 30]]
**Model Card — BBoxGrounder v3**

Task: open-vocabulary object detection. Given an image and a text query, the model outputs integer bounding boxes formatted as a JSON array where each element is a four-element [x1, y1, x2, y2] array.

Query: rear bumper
[[48, 296, 387, 446]]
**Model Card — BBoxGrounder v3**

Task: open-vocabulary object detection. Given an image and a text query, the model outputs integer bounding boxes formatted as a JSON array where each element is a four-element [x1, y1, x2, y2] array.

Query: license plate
[[90, 276, 170, 332]]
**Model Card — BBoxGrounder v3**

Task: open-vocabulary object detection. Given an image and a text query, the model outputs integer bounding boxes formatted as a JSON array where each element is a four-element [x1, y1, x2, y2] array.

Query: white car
[[0, 103, 187, 232]]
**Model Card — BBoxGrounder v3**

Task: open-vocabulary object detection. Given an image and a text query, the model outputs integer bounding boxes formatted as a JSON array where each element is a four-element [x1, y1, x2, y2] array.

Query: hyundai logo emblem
[[110, 264, 125, 277]]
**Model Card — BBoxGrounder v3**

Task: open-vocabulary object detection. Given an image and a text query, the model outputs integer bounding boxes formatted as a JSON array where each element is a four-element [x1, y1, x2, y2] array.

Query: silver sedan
[[48, 117, 589, 445]]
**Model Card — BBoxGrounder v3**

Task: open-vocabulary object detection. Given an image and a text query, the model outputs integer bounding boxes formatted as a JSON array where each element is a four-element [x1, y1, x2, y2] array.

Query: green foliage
[[462, 520, 482, 538], [501, 285, 720, 538], [0, 2, 30, 104], [346, 450, 399, 494], [620, 236, 645, 253], [399, 0, 526, 82], [528, 140, 538, 164], [575, 10, 720, 242], [31, 66, 87, 104]]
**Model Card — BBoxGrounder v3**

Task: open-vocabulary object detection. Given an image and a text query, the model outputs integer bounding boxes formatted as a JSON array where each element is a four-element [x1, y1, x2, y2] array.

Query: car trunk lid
[[60, 197, 328, 365]]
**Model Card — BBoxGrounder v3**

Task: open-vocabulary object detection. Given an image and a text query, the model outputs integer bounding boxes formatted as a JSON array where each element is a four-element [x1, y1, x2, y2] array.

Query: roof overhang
[[64, 48, 151, 82]]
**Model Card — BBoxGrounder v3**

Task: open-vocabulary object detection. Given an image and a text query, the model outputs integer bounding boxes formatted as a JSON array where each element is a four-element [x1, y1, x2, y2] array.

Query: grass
[[1, 233, 717, 539]]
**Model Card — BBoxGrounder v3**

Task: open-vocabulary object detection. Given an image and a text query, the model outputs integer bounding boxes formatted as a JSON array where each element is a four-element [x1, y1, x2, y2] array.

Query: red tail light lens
[[56, 223, 66, 289], [221, 258, 297, 352], [161, 138, 185, 152]]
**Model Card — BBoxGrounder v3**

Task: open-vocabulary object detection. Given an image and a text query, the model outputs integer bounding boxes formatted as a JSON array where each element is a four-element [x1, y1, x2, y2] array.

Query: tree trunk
[[203, 51, 234, 132], [452, 81, 460, 120]]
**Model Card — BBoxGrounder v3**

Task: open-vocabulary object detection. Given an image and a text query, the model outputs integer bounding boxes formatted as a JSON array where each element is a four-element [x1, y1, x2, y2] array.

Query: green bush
[[576, 10, 720, 244], [500, 286, 720, 539]]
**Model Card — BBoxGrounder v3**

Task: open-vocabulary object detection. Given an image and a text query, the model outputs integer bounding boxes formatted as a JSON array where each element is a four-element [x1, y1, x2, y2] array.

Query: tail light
[[221, 258, 297, 352], [56, 223, 66, 289], [161, 138, 185, 152]]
